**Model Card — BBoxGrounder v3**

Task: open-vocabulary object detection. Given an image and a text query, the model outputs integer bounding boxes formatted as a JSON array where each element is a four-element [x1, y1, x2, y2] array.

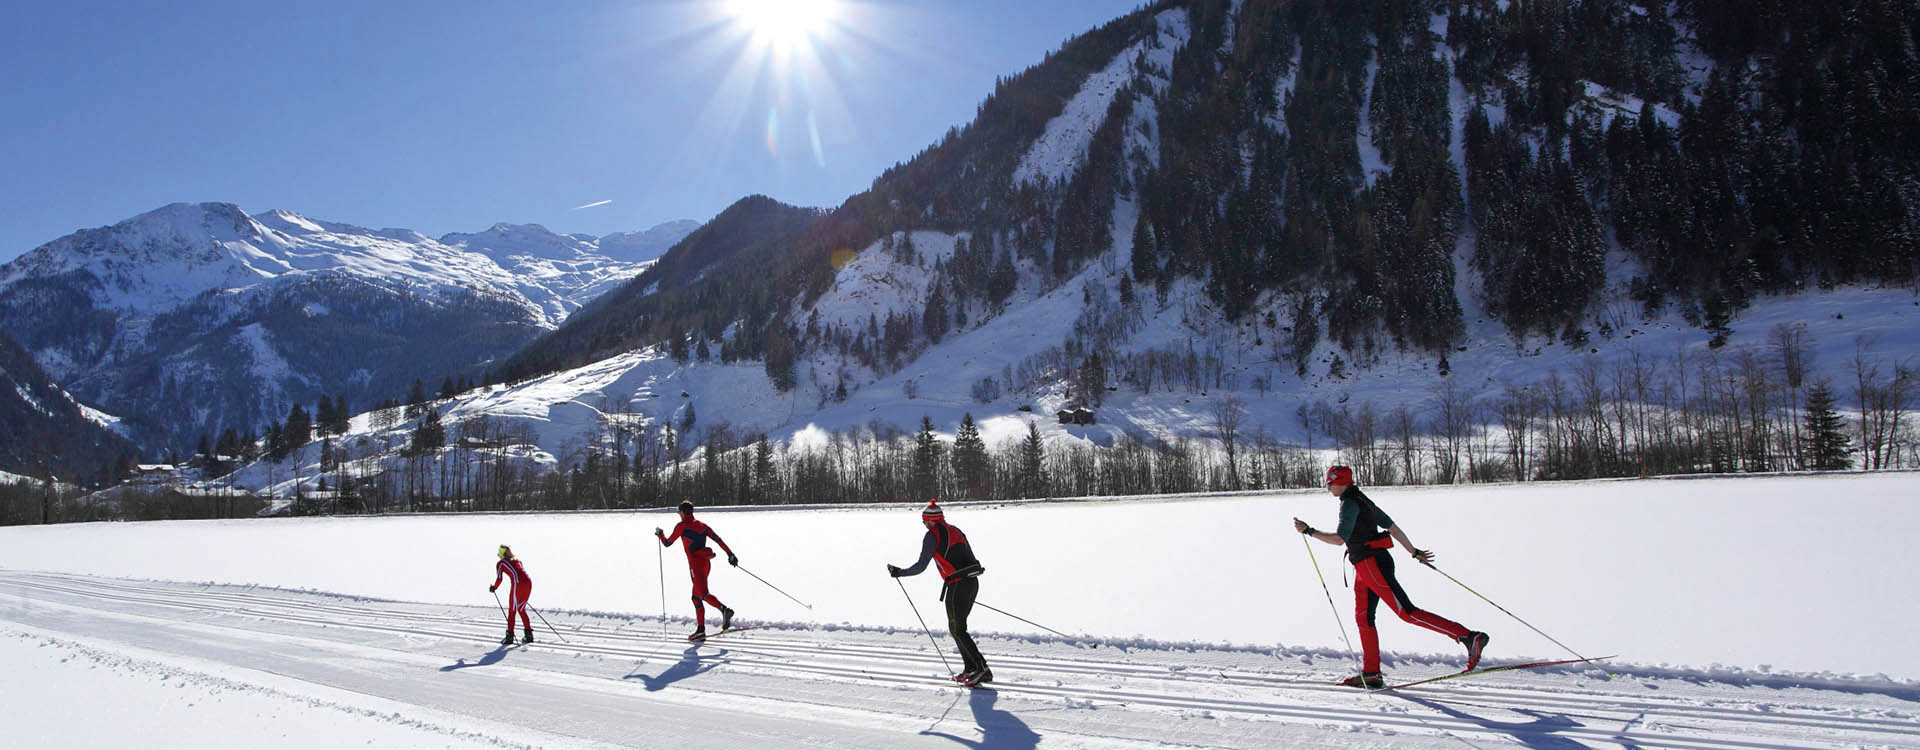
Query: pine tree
[[986, 249, 1017, 305], [923, 287, 950, 343], [752, 436, 778, 504], [1801, 382, 1852, 471], [405, 380, 428, 418], [911, 415, 942, 500], [315, 397, 336, 438], [284, 404, 312, 454], [1017, 422, 1047, 499], [410, 408, 445, 456], [951, 413, 989, 500], [439, 377, 458, 400], [332, 395, 350, 434], [764, 326, 797, 392], [669, 331, 689, 364]]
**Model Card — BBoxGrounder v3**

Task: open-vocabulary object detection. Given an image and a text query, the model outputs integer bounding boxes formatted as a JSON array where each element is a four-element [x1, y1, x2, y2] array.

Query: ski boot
[[1341, 671, 1384, 689], [500, 629, 516, 646], [720, 606, 735, 631], [1461, 631, 1490, 670], [961, 668, 993, 686], [522, 628, 535, 644], [688, 627, 707, 641]]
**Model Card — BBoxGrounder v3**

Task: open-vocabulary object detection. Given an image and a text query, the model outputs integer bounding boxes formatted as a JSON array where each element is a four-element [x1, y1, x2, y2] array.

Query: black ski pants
[[943, 576, 986, 673]]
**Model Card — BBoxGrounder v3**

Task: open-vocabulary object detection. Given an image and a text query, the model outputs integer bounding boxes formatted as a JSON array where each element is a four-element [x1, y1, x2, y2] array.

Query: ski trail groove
[[2, 571, 1911, 750]]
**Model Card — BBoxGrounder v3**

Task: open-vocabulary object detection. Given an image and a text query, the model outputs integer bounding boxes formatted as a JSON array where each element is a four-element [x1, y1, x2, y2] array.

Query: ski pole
[[895, 577, 953, 674], [1303, 534, 1361, 673], [1420, 560, 1589, 663], [974, 601, 1086, 645], [657, 537, 668, 639], [737, 564, 813, 609], [527, 605, 570, 644], [491, 589, 509, 625]]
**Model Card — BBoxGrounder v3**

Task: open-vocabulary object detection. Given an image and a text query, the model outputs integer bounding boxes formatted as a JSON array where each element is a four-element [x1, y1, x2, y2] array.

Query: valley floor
[[5, 570, 1914, 749]]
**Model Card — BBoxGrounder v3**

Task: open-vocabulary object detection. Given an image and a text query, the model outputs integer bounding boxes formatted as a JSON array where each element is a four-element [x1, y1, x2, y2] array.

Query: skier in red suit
[[489, 544, 533, 645], [656, 501, 738, 640], [1294, 466, 1488, 689]]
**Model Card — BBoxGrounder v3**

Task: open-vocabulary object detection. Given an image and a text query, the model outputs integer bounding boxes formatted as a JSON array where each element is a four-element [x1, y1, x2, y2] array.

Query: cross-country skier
[[1294, 466, 1489, 689], [489, 544, 534, 645], [887, 500, 992, 686], [656, 501, 738, 640]]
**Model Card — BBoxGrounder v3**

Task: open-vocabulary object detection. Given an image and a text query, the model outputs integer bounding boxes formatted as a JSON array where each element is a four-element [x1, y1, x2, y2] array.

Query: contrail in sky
[[572, 199, 613, 210]]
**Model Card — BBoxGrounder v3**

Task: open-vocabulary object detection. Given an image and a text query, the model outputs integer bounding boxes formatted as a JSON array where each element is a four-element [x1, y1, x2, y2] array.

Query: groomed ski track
[[5, 570, 1913, 749]]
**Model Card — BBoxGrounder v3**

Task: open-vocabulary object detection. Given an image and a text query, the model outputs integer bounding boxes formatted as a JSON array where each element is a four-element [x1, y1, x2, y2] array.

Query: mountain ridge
[[0, 202, 697, 455]]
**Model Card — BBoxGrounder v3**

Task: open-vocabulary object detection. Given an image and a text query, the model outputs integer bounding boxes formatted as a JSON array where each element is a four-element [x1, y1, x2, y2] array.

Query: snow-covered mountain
[[0, 203, 695, 452], [0, 327, 130, 481], [205, 1, 1920, 503]]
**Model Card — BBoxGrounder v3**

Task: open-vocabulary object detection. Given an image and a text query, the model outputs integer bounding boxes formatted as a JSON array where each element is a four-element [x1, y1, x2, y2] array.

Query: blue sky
[[0, 0, 1144, 262]]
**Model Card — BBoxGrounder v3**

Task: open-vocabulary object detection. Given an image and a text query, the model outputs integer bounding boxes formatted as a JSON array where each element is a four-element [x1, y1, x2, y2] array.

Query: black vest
[[1342, 486, 1394, 565]]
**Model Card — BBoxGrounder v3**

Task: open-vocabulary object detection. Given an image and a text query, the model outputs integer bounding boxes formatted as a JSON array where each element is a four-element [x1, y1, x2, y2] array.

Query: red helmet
[[1325, 465, 1355, 486]]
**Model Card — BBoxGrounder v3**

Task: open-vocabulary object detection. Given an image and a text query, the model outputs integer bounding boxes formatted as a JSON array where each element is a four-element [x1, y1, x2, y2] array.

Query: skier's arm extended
[[1292, 499, 1360, 546], [889, 532, 937, 577], [657, 521, 684, 547], [1387, 524, 1435, 564]]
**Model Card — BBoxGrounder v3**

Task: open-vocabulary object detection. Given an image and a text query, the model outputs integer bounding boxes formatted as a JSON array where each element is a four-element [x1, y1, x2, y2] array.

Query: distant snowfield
[[4, 474, 1917, 748]]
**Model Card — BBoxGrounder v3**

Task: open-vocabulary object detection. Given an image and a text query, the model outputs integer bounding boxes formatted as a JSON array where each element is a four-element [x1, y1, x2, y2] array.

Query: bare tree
[[1770, 323, 1812, 468], [1428, 379, 1471, 484], [1212, 395, 1247, 489]]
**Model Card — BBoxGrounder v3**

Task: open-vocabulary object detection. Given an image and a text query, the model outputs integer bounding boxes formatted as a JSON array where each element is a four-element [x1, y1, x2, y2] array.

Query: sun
[[727, 0, 839, 49]]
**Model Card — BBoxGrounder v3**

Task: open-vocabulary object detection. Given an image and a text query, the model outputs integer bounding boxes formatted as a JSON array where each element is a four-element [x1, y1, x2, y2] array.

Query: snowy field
[[4, 472, 1918, 748]]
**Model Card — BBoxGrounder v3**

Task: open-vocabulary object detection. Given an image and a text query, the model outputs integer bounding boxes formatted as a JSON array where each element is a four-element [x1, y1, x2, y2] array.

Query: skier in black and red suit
[[888, 500, 992, 686], [489, 544, 534, 645], [1294, 465, 1489, 689], [656, 500, 739, 640]]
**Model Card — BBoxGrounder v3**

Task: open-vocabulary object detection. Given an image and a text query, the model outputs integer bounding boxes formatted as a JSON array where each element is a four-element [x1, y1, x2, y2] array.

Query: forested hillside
[[493, 0, 1917, 391], [0, 329, 129, 483]]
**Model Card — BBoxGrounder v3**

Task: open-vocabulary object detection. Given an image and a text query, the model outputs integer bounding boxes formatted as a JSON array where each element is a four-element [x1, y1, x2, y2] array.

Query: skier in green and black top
[[1294, 465, 1489, 689]]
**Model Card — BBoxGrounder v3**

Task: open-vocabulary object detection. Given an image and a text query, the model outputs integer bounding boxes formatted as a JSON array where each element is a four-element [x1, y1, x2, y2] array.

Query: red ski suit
[[1337, 486, 1470, 673], [661, 518, 734, 625], [493, 558, 532, 631]]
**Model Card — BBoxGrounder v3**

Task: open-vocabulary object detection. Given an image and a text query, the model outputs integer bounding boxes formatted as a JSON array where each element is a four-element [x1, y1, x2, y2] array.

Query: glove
[[1410, 548, 1435, 565], [886, 564, 902, 578], [727, 553, 739, 567], [1292, 517, 1314, 535], [488, 585, 497, 593], [654, 527, 663, 537]]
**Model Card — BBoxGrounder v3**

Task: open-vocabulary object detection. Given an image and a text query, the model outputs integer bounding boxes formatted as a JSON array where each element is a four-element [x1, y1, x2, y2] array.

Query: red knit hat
[[921, 500, 944, 521], [1325, 465, 1355, 486]]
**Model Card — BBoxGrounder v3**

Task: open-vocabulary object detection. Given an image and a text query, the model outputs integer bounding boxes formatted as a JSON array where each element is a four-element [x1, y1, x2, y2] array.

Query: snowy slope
[[3, 474, 1917, 748], [1012, 8, 1190, 186]]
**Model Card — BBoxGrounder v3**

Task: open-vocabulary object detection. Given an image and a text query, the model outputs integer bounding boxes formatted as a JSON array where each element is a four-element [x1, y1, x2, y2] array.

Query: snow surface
[[5, 474, 1918, 748], [1011, 8, 1190, 187]]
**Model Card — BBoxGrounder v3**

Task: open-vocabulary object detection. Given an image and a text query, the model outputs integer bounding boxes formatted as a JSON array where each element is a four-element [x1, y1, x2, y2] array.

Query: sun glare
[[728, 0, 838, 47]]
